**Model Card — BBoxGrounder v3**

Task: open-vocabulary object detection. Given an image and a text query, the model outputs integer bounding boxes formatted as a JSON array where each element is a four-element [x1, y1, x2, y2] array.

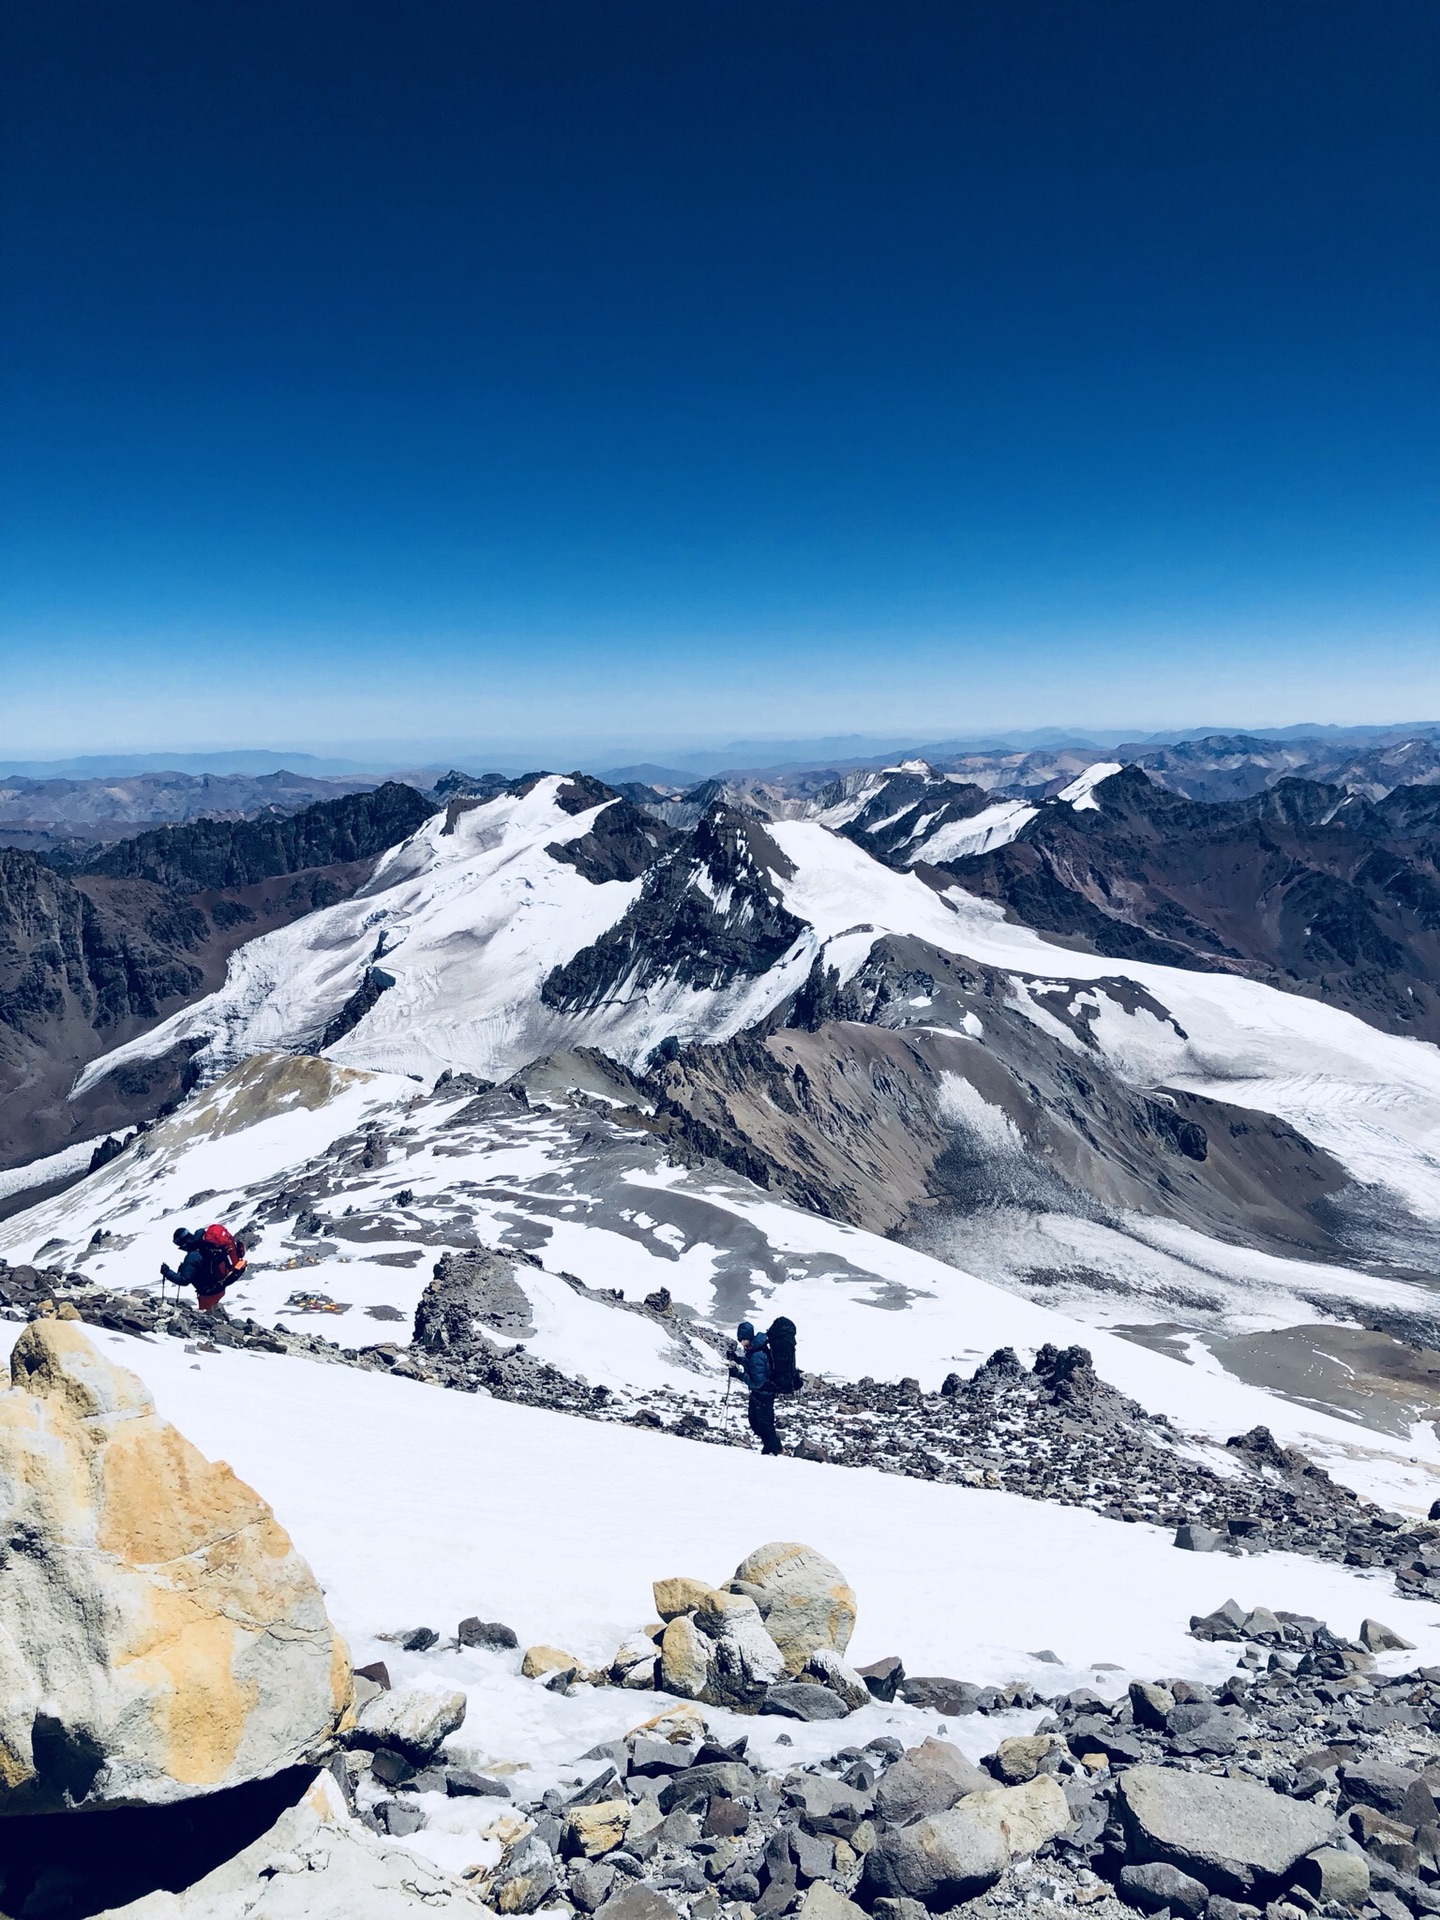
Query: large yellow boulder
[[0, 1321, 351, 1814]]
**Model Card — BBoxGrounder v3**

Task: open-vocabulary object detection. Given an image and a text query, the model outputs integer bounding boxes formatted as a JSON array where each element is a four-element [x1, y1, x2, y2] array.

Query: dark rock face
[[79, 782, 436, 892], [646, 936, 1357, 1262], [547, 800, 680, 885], [841, 772, 998, 865], [938, 766, 1440, 1043], [320, 966, 397, 1049], [542, 806, 805, 1015]]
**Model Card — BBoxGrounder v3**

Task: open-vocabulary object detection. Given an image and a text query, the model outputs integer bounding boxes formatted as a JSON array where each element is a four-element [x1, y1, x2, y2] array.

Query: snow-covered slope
[[8, 1051, 1440, 1516], [73, 779, 1440, 1230], [75, 777, 651, 1090]]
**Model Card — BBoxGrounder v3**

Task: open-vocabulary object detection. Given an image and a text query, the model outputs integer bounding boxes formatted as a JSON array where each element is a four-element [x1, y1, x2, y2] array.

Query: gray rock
[[354, 1686, 467, 1762], [571, 1862, 618, 1912], [371, 1748, 416, 1787], [1175, 1524, 1221, 1552], [859, 1805, 1009, 1906], [763, 1682, 850, 1721], [569, 1764, 621, 1807], [805, 1648, 871, 1710], [657, 1761, 757, 1814], [1117, 1764, 1334, 1897], [492, 1833, 559, 1914], [797, 1886, 867, 1920], [1120, 1861, 1212, 1916], [1190, 1600, 1249, 1642], [447, 1767, 509, 1797], [1168, 1707, 1242, 1756], [1131, 1681, 1177, 1730], [631, 1737, 695, 1776], [417, 1247, 535, 1348], [597, 1885, 683, 1920], [657, 1808, 702, 1851], [656, 1861, 706, 1894], [874, 1738, 993, 1826], [857, 1656, 905, 1703], [626, 1800, 665, 1859], [1294, 1846, 1370, 1908], [760, 1681, 852, 1728], [1204, 1898, 1263, 1920], [1360, 1618, 1416, 1653], [792, 1828, 836, 1881], [1339, 1761, 1422, 1816], [377, 1798, 427, 1836], [788, 1772, 872, 1838], [720, 1860, 763, 1901], [458, 1616, 519, 1650], [899, 1676, 984, 1715], [870, 1901, 928, 1920]]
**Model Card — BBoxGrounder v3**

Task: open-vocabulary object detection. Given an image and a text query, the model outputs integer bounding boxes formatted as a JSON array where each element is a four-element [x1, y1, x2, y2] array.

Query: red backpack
[[200, 1223, 247, 1287]]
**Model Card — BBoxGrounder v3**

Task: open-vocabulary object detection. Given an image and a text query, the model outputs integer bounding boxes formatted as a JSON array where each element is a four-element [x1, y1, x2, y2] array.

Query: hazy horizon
[[5, 716, 1440, 786]]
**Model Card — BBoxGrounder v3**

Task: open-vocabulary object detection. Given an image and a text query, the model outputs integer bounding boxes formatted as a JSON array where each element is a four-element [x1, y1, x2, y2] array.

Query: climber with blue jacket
[[732, 1322, 782, 1456]]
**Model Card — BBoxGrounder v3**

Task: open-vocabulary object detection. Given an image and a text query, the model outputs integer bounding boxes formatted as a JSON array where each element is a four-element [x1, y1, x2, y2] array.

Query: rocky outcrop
[[0, 1320, 350, 1814], [81, 783, 436, 892], [414, 1249, 538, 1352], [943, 766, 1440, 1044], [541, 805, 805, 1014], [596, 1548, 857, 1714]]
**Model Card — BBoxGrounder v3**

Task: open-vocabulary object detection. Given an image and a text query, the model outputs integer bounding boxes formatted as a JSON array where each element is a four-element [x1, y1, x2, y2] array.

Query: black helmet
[[172, 1227, 191, 1248]]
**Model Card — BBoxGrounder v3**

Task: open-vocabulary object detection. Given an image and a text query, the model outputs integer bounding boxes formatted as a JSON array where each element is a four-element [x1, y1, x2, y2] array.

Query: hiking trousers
[[748, 1390, 781, 1456]]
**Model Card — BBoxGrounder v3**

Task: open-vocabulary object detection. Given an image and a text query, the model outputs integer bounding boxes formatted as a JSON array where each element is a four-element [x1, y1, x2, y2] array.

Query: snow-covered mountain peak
[[74, 774, 654, 1094]]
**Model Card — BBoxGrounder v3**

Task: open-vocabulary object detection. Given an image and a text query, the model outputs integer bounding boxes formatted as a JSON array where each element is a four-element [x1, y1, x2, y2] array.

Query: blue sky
[[2, 1, 1436, 759]]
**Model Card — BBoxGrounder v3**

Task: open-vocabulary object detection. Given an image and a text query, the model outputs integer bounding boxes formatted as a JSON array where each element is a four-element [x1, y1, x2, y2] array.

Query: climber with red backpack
[[161, 1223, 247, 1312]]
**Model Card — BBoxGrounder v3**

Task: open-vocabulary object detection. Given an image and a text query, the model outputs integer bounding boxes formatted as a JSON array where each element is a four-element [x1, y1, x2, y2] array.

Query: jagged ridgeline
[[0, 782, 437, 1172]]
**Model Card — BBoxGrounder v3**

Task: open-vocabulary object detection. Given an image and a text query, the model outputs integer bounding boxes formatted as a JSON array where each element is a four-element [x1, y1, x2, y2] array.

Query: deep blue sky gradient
[[2, 1, 1437, 757]]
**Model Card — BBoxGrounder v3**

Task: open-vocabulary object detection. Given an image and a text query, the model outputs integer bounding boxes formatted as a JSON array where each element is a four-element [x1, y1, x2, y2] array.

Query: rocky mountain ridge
[[0, 765, 389, 858], [0, 782, 436, 1173]]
